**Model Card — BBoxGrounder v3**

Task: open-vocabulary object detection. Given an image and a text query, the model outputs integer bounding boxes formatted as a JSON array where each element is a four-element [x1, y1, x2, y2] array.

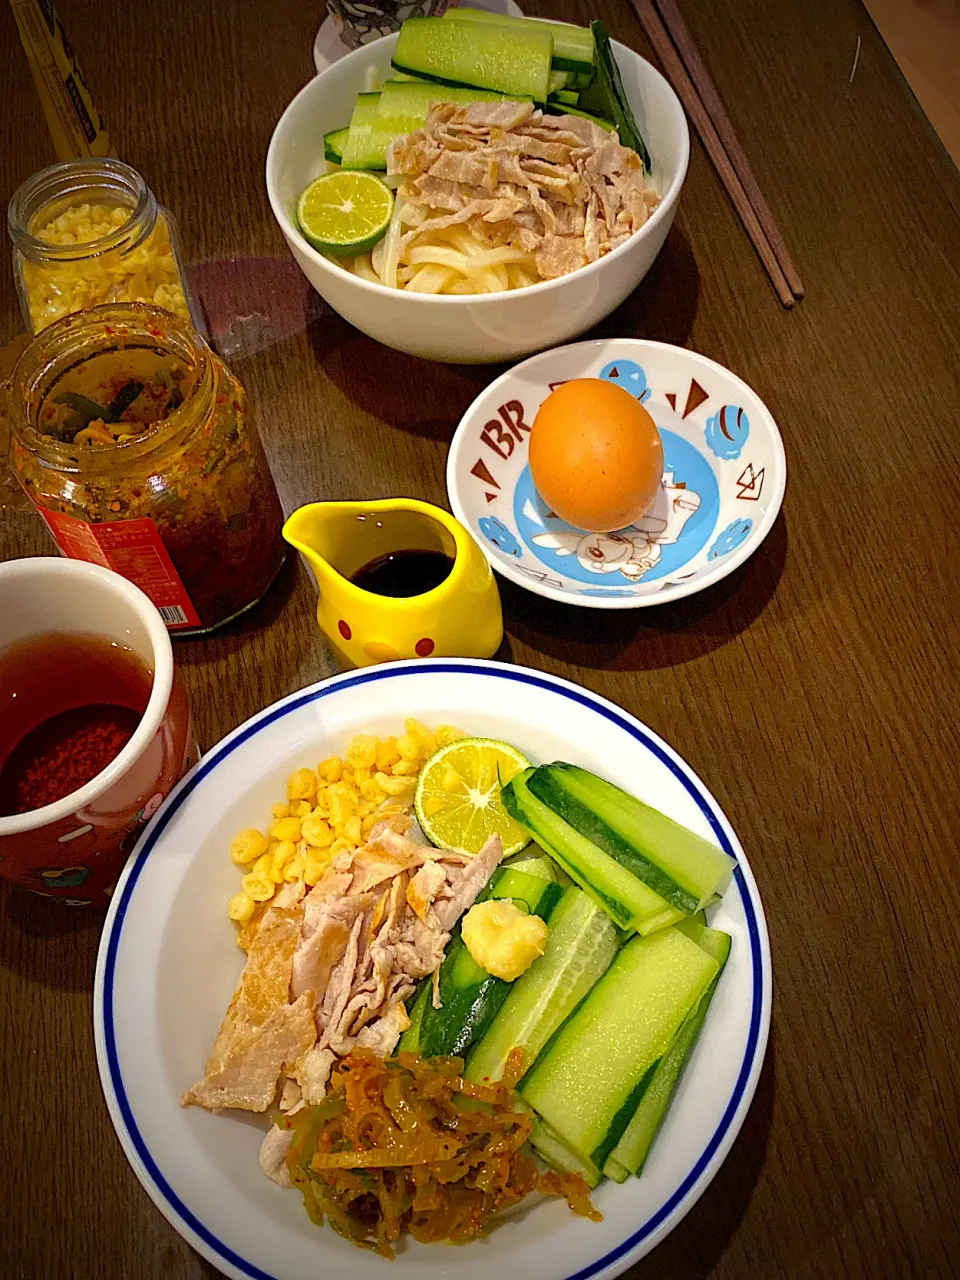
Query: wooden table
[[1, 0, 958, 1276]]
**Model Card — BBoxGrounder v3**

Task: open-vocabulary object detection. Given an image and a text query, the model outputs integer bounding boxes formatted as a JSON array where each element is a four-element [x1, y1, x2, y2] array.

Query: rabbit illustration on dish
[[532, 473, 701, 582], [533, 528, 661, 580]]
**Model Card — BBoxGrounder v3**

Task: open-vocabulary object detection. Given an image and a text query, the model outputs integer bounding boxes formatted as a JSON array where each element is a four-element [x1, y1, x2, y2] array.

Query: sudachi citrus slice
[[296, 171, 394, 257], [415, 737, 532, 858]]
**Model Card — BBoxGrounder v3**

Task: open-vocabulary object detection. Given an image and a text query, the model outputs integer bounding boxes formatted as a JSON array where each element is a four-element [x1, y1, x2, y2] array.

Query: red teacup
[[0, 558, 194, 905]]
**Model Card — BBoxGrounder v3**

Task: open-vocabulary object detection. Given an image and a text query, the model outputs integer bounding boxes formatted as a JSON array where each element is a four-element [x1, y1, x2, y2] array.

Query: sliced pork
[[181, 993, 316, 1113], [386, 102, 660, 279], [184, 803, 506, 1194]]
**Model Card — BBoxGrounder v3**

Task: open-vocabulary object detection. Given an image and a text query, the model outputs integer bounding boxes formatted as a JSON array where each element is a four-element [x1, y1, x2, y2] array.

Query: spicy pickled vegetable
[[281, 1049, 599, 1258], [37, 347, 189, 446]]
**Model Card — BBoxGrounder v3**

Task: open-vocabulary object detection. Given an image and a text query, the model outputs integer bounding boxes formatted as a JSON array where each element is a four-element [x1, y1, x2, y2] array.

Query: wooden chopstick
[[627, 0, 797, 308], [654, 0, 803, 298]]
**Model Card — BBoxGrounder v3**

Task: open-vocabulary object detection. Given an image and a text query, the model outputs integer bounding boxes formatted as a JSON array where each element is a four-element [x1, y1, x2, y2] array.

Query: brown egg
[[528, 379, 664, 532]]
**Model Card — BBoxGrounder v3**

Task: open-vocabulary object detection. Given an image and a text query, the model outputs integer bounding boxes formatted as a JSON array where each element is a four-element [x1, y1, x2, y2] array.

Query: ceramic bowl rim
[[0, 557, 174, 834]]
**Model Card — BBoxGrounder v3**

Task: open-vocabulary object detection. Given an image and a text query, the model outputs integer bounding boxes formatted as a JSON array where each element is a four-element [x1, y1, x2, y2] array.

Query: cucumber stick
[[567, 69, 595, 90], [602, 999, 704, 1184], [339, 93, 383, 170], [465, 885, 617, 1084], [501, 769, 684, 935], [529, 764, 735, 912], [323, 127, 349, 164], [487, 857, 558, 901], [377, 78, 514, 120], [579, 21, 651, 171], [520, 927, 718, 1168], [393, 16, 554, 104], [605, 924, 731, 1180], [676, 912, 723, 951], [417, 859, 562, 1059], [340, 78, 521, 171], [503, 847, 560, 881], [442, 8, 595, 76], [531, 1119, 601, 1188], [397, 978, 431, 1056]]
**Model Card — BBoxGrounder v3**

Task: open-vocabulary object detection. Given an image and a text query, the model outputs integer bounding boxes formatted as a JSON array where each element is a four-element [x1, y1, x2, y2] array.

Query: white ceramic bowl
[[265, 35, 689, 363], [94, 659, 771, 1280]]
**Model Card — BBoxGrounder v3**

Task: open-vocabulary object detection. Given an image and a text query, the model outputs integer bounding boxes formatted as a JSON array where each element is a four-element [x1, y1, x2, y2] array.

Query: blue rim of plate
[[95, 660, 769, 1280]]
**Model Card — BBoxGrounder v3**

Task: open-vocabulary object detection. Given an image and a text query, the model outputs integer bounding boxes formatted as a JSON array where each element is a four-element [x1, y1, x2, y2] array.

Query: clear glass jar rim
[[8, 302, 216, 473], [8, 158, 157, 263]]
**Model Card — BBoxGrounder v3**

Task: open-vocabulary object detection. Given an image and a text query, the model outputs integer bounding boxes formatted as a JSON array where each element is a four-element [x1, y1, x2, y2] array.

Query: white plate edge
[[93, 658, 773, 1280]]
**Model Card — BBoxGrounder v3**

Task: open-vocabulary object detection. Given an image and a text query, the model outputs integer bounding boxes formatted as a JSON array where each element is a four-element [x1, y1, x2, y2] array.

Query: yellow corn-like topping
[[23, 203, 191, 332], [229, 828, 269, 867], [269, 816, 301, 843], [227, 720, 462, 943]]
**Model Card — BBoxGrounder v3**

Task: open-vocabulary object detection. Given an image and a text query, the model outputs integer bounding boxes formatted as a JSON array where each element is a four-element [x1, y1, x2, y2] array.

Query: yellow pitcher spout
[[283, 498, 503, 668], [281, 501, 354, 591]]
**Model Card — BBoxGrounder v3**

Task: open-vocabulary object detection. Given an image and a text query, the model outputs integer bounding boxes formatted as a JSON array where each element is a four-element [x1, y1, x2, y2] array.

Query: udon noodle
[[351, 199, 541, 294]]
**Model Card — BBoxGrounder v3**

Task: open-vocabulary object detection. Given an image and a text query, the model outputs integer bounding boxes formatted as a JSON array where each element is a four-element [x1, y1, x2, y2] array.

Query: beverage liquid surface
[[350, 549, 454, 598], [0, 632, 153, 816]]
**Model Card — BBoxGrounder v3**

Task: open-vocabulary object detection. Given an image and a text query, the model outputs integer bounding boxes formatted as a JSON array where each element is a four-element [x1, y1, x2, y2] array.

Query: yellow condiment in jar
[[8, 159, 202, 336]]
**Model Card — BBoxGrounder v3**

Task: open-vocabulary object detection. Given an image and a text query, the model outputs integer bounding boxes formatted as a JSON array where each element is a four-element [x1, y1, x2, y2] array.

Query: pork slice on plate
[[181, 993, 316, 1113]]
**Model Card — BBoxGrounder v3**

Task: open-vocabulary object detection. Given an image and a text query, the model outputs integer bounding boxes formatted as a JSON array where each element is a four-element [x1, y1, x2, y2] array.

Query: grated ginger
[[461, 899, 549, 981]]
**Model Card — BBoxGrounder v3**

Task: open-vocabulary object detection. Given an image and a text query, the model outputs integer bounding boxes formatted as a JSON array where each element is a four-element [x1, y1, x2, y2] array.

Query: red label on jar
[[39, 510, 201, 630]]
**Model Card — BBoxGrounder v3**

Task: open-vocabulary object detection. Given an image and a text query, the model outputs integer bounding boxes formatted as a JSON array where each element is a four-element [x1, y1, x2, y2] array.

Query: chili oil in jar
[[6, 303, 285, 634]]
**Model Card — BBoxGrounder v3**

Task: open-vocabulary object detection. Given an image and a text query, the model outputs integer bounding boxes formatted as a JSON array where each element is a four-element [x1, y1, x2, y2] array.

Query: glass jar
[[8, 158, 204, 337], [4, 303, 285, 635]]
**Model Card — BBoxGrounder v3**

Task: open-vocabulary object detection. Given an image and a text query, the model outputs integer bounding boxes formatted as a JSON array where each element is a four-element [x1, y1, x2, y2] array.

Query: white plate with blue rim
[[447, 339, 786, 608], [93, 659, 771, 1280]]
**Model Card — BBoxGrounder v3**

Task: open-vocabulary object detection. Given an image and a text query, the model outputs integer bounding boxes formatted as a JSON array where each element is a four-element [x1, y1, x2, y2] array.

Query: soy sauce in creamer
[[351, 550, 453, 598]]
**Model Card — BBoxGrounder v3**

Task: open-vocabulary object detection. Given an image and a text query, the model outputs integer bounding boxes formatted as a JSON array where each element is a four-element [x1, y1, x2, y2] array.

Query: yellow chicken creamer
[[283, 497, 503, 667]]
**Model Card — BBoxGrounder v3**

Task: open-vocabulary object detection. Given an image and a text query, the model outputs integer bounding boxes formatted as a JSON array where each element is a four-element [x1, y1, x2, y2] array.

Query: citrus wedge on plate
[[415, 737, 532, 857], [296, 171, 394, 257]]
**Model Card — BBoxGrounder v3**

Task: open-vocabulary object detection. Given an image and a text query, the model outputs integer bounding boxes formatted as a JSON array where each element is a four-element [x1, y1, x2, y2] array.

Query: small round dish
[[93, 659, 771, 1280], [447, 339, 786, 608]]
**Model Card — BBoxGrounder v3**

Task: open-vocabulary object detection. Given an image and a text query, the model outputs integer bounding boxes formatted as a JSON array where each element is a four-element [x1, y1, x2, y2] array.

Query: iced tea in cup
[[0, 558, 194, 905]]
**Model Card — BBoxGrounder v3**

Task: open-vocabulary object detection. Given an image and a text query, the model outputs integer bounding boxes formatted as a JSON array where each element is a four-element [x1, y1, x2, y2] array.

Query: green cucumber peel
[[416, 865, 562, 1059], [585, 20, 652, 172], [527, 767, 701, 914]]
